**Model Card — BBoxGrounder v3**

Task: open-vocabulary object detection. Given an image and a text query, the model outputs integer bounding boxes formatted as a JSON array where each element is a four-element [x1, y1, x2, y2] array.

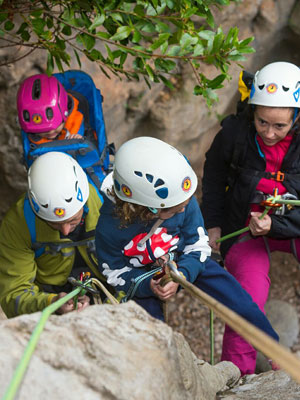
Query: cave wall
[[0, 0, 299, 219]]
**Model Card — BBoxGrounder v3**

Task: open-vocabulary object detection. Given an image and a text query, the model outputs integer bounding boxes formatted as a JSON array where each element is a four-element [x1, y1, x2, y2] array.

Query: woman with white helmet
[[96, 136, 278, 361], [202, 61, 300, 375], [0, 152, 104, 317]]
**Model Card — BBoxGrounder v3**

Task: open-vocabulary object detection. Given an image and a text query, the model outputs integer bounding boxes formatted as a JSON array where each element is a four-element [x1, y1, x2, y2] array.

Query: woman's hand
[[52, 292, 90, 314], [150, 279, 179, 301], [249, 212, 272, 236], [207, 227, 221, 252]]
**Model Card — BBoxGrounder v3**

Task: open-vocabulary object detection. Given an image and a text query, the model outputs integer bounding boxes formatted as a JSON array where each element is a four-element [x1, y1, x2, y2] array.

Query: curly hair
[[108, 187, 155, 227]]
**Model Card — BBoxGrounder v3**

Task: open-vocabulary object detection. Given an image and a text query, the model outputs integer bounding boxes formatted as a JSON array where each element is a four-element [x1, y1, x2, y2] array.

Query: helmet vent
[[134, 171, 142, 177], [282, 86, 289, 92], [23, 110, 30, 122], [154, 178, 164, 188], [146, 174, 153, 183], [41, 203, 48, 208], [65, 198, 72, 203], [32, 79, 41, 100], [156, 188, 168, 199], [46, 107, 54, 119], [258, 85, 264, 90]]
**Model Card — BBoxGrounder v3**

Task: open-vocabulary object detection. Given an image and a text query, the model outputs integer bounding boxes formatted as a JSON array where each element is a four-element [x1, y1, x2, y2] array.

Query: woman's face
[[254, 106, 295, 146]]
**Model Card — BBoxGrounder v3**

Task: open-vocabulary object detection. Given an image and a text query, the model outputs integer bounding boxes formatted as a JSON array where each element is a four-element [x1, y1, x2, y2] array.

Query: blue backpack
[[21, 70, 113, 197]]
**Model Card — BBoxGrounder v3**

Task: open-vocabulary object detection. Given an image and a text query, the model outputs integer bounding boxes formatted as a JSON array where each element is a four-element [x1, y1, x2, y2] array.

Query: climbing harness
[[2, 275, 118, 400]]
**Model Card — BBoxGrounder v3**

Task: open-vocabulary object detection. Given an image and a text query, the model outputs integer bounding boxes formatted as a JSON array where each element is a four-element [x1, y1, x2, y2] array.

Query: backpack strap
[[23, 196, 45, 258]]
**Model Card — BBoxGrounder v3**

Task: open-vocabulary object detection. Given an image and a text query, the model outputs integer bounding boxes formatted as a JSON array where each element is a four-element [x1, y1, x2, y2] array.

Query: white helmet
[[113, 137, 198, 208], [249, 61, 300, 107], [28, 152, 89, 222]]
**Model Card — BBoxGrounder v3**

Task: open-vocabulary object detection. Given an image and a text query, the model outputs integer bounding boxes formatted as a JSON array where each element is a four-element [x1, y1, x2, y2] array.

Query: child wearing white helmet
[[202, 61, 300, 375], [96, 136, 279, 374], [0, 152, 104, 317]]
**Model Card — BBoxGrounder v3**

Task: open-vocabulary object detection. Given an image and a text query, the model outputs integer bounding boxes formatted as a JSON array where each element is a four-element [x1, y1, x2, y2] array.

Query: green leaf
[[193, 43, 204, 56], [46, 52, 54, 75], [238, 46, 255, 54], [149, 33, 170, 51], [73, 49, 82, 68], [155, 21, 171, 33], [145, 64, 155, 81], [88, 13, 105, 31], [4, 21, 14, 31], [110, 13, 124, 23], [110, 26, 132, 41], [167, 45, 181, 56], [46, 18, 53, 29], [31, 10, 43, 18], [31, 18, 46, 35], [198, 30, 214, 41], [144, 76, 152, 89], [141, 22, 156, 33], [62, 25, 72, 36], [21, 30, 30, 41], [119, 51, 127, 66], [78, 33, 95, 51], [105, 44, 114, 62], [0, 12, 8, 24], [180, 33, 198, 50], [0, 29, 4, 37], [193, 85, 203, 95], [239, 36, 254, 47], [159, 74, 175, 90], [134, 5, 145, 16], [207, 74, 227, 89], [132, 29, 142, 43]]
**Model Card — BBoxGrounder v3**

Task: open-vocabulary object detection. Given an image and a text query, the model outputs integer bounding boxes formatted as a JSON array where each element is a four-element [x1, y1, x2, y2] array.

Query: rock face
[[0, 0, 299, 219], [219, 371, 300, 400], [0, 302, 241, 400]]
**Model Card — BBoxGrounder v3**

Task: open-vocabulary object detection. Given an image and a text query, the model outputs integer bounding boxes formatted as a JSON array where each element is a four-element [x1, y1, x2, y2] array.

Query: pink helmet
[[17, 74, 69, 134]]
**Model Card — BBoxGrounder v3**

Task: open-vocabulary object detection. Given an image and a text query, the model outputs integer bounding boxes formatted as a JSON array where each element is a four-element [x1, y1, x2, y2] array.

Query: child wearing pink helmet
[[17, 74, 84, 144]]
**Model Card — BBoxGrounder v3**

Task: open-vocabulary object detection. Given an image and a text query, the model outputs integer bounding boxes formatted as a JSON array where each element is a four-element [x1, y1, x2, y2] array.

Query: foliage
[[0, 0, 255, 105]]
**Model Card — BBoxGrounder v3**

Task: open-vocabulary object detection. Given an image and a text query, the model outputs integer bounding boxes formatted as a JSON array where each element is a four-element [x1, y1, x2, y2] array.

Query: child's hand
[[150, 279, 179, 301]]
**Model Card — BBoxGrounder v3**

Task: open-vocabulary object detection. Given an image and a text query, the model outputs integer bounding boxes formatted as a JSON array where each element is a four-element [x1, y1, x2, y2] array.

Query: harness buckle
[[270, 171, 285, 182]]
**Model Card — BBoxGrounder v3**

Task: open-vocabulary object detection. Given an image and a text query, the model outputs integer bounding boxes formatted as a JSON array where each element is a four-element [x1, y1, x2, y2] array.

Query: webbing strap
[[23, 197, 45, 258]]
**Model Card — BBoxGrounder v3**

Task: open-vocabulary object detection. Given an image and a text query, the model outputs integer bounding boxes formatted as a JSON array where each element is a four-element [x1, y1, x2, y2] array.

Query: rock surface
[[0, 301, 241, 400]]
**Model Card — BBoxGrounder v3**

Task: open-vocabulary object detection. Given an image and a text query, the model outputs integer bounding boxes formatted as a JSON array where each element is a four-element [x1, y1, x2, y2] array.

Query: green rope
[[2, 287, 82, 400]]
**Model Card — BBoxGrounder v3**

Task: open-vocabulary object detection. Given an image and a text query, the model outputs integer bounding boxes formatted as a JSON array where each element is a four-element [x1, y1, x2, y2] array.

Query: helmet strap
[[292, 108, 299, 125], [148, 207, 158, 214]]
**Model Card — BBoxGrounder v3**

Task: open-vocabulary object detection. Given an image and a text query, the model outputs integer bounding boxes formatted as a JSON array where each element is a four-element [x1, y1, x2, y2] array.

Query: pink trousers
[[221, 235, 300, 375]]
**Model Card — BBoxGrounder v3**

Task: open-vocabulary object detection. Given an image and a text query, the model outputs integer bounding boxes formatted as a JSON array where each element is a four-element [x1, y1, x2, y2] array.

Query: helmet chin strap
[[148, 207, 158, 214], [137, 218, 163, 248], [292, 108, 299, 125]]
